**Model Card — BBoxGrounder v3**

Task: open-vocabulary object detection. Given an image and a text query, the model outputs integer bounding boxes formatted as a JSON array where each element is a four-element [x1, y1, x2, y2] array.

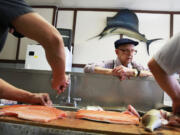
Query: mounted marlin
[[89, 9, 162, 55]]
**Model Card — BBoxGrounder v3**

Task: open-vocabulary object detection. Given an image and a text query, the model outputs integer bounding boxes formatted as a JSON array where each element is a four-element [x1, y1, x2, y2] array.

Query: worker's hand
[[51, 74, 69, 94], [112, 65, 133, 80], [31, 93, 52, 106], [172, 98, 180, 115]]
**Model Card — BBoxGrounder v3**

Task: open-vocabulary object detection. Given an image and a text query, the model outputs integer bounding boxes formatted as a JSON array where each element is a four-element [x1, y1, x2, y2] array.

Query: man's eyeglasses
[[118, 48, 137, 55]]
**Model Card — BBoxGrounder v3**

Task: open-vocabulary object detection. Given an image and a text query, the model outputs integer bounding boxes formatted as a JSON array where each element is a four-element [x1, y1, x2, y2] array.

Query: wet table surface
[[0, 111, 180, 135]]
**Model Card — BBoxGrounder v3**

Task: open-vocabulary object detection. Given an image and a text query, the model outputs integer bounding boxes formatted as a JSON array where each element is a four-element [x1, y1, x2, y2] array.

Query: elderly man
[[84, 38, 152, 80]]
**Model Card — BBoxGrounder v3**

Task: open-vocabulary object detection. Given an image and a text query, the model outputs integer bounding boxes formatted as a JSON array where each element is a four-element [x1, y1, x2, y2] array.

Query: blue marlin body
[[90, 9, 162, 55], [92, 26, 162, 55]]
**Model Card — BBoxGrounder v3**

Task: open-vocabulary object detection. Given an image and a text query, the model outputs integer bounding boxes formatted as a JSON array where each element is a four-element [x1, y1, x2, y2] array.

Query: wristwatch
[[136, 69, 141, 77], [134, 69, 141, 77], [134, 69, 138, 77]]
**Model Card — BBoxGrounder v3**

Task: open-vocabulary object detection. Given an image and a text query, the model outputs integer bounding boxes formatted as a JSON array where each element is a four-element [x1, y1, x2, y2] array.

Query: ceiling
[[25, 0, 180, 11]]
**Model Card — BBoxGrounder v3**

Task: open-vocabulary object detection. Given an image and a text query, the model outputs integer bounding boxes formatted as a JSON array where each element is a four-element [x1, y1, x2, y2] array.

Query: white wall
[[173, 14, 180, 35], [0, 34, 18, 60], [73, 11, 170, 68], [18, 8, 54, 60], [56, 10, 74, 29], [73, 11, 119, 64], [133, 13, 170, 68]]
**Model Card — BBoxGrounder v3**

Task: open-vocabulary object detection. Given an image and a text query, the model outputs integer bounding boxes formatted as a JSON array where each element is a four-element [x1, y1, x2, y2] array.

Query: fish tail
[[146, 38, 163, 55], [145, 126, 154, 132]]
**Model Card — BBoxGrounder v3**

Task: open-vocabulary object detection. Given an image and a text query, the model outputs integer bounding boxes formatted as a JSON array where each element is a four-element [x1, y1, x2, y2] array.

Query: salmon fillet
[[76, 106, 140, 125], [0, 105, 67, 122]]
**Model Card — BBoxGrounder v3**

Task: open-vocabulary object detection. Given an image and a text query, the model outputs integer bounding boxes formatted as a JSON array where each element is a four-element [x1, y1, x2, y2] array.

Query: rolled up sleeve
[[153, 33, 180, 75]]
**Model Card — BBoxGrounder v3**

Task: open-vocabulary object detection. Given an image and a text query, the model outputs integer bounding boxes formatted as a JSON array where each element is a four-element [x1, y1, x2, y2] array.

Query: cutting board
[[0, 111, 180, 135]]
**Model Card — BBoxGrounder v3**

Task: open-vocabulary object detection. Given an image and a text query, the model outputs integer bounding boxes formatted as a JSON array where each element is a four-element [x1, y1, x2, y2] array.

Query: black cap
[[114, 38, 138, 49]]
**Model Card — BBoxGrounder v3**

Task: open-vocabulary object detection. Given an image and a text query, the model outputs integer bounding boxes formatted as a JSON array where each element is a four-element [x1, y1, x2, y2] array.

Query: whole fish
[[142, 109, 168, 132], [89, 9, 162, 55], [142, 109, 180, 132]]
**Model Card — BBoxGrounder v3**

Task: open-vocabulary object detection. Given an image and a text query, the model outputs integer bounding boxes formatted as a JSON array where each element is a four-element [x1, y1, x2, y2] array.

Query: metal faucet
[[66, 74, 71, 104], [58, 74, 82, 108], [73, 97, 82, 108]]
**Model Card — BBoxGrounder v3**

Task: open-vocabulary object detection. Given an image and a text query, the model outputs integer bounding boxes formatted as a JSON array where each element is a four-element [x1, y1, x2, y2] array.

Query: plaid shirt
[[84, 57, 148, 73]]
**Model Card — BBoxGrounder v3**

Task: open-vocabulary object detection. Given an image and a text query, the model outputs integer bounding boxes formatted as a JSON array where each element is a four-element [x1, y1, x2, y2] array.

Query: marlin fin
[[87, 27, 109, 40], [110, 28, 117, 33], [87, 34, 101, 41], [146, 38, 163, 55]]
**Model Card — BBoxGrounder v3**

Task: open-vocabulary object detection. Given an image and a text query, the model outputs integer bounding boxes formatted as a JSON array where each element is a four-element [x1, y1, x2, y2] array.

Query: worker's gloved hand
[[31, 93, 52, 106]]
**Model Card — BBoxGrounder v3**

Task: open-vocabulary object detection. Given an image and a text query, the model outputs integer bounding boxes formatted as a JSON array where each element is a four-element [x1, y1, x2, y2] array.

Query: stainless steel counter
[[0, 68, 164, 111], [0, 121, 104, 135], [69, 72, 164, 111]]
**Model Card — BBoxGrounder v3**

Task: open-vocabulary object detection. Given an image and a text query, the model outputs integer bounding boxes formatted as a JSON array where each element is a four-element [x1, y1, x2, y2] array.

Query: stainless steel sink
[[0, 122, 104, 135], [53, 104, 146, 116], [53, 104, 79, 111]]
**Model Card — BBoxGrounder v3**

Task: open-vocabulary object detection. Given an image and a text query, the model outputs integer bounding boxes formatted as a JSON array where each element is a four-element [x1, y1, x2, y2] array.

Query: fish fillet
[[0, 105, 67, 122], [76, 107, 139, 125]]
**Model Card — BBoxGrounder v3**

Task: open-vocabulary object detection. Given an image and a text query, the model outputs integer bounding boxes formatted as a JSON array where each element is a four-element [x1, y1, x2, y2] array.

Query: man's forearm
[[126, 69, 152, 77], [0, 78, 34, 103], [94, 67, 113, 75], [139, 70, 152, 77], [148, 58, 180, 101], [44, 35, 66, 76]]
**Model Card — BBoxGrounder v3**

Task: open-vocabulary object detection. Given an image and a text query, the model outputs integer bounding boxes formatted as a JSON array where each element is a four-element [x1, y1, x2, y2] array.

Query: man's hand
[[173, 98, 180, 115], [112, 65, 134, 80], [51, 74, 69, 94], [31, 93, 52, 106]]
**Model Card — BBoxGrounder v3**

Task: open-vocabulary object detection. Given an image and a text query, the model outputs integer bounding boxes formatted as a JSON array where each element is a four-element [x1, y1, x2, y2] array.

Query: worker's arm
[[148, 58, 180, 114], [11, 12, 67, 94], [0, 78, 52, 106]]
